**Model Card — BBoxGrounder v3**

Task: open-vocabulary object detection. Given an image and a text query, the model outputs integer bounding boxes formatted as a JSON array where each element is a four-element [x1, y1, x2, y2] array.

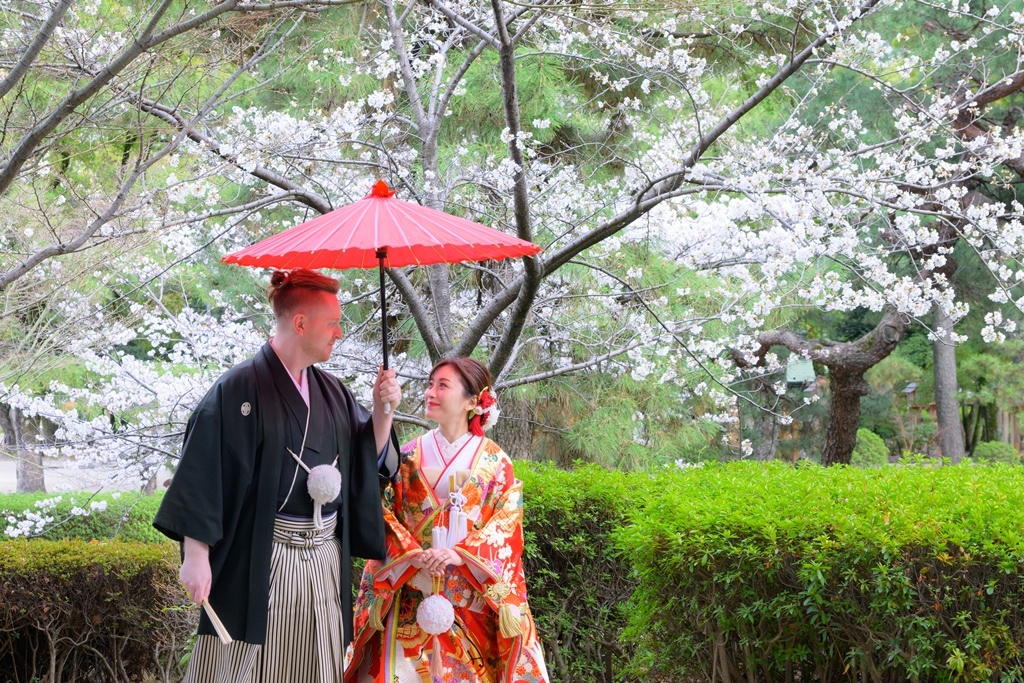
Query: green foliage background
[[618, 461, 1024, 682], [0, 492, 167, 543], [851, 427, 889, 467]]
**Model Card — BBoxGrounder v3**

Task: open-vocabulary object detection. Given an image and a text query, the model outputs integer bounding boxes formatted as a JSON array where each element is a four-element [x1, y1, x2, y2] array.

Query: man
[[154, 268, 402, 683]]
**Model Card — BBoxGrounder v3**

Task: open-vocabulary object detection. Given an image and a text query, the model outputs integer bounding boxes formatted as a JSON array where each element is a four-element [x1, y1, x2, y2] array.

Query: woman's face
[[424, 365, 478, 427]]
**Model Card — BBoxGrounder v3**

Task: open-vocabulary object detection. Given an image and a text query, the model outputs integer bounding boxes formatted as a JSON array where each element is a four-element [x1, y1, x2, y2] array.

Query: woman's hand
[[411, 547, 465, 577]]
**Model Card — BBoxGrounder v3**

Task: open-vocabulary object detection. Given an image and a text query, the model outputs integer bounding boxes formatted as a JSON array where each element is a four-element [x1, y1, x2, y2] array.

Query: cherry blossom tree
[[0, 0, 363, 491], [3, 0, 1024, 513]]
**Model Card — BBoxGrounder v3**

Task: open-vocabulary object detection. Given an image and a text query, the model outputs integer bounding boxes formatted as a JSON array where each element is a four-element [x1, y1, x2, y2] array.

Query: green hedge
[[517, 462, 636, 683], [7, 463, 1024, 683], [616, 461, 1024, 683], [0, 491, 168, 542], [0, 539, 194, 682]]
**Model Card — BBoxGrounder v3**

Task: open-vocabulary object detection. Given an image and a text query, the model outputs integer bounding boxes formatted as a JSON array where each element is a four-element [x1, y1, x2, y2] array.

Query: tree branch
[[0, 0, 243, 197], [497, 339, 644, 389], [953, 69, 1024, 177], [0, 131, 182, 291], [541, 0, 882, 276], [436, 37, 490, 119], [387, 268, 446, 361], [384, 0, 428, 130], [486, 0, 543, 381], [0, 0, 74, 101], [429, 0, 499, 48], [742, 308, 907, 373], [236, 0, 363, 8], [136, 97, 333, 214], [452, 278, 523, 358], [510, 0, 552, 45]]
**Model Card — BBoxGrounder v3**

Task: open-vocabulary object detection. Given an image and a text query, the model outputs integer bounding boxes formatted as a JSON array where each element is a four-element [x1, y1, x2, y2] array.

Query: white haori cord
[[280, 404, 341, 530]]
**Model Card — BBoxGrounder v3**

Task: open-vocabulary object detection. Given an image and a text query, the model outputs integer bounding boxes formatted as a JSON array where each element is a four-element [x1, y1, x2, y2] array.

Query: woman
[[345, 358, 549, 683]]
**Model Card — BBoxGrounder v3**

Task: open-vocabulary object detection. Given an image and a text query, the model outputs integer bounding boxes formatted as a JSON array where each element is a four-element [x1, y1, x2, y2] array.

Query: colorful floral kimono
[[345, 433, 549, 683]]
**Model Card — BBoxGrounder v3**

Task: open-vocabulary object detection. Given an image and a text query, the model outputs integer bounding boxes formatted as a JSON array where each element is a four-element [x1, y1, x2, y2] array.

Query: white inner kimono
[[380, 429, 482, 588], [420, 429, 481, 499]]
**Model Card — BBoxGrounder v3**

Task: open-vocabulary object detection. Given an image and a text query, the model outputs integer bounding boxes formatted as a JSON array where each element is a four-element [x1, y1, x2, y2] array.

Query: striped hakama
[[184, 513, 345, 683]]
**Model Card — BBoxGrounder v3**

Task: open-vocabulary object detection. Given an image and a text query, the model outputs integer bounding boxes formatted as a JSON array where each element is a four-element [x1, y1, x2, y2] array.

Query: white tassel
[[417, 579, 454, 679]]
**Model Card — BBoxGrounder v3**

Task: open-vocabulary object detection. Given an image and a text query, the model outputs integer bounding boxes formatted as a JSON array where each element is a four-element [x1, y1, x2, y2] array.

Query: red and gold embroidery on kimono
[[345, 436, 549, 683]]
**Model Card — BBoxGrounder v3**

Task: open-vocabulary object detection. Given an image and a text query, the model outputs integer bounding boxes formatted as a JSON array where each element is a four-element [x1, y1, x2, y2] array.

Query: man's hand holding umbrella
[[372, 365, 402, 446]]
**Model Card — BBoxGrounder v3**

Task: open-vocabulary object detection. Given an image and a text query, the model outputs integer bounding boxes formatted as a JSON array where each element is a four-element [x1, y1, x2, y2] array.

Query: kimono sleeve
[[342, 384, 388, 561], [356, 459, 425, 633], [153, 378, 259, 547], [370, 473, 425, 591], [452, 453, 532, 625]]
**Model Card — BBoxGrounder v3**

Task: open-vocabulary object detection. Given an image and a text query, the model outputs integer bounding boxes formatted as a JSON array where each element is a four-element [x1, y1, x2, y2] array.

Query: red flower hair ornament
[[468, 386, 500, 437]]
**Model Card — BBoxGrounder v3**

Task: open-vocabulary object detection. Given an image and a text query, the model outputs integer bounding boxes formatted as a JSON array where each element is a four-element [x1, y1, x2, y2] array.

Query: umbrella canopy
[[222, 180, 541, 269], [222, 181, 542, 394]]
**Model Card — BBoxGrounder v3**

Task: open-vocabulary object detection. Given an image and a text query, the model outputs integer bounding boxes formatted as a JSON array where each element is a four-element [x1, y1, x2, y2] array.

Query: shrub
[[517, 462, 637, 683], [616, 461, 1024, 683], [972, 440, 1019, 464], [0, 490, 168, 542], [850, 427, 890, 467], [0, 539, 194, 682]]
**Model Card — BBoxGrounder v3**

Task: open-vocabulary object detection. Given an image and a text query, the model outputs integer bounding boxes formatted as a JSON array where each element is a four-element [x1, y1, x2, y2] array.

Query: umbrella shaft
[[377, 250, 388, 371]]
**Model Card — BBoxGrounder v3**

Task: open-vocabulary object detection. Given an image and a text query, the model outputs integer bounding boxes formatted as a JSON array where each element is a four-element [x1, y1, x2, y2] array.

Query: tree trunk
[[490, 392, 534, 460], [745, 309, 906, 467], [751, 413, 779, 460], [750, 384, 780, 460], [427, 263, 453, 351], [985, 404, 998, 443], [962, 403, 974, 452], [0, 404, 46, 493], [821, 370, 869, 466], [969, 403, 985, 452], [932, 303, 965, 462]]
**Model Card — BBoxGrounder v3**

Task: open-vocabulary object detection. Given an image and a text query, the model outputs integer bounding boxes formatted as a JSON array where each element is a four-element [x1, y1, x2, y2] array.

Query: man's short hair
[[266, 269, 340, 319]]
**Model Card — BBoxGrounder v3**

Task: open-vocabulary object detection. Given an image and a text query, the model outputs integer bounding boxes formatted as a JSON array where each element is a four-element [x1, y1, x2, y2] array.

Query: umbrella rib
[[384, 199, 425, 265], [334, 199, 375, 268]]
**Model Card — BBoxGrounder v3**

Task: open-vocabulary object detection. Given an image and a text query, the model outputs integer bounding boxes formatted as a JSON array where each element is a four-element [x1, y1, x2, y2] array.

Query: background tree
[[3, 0, 1024, 495]]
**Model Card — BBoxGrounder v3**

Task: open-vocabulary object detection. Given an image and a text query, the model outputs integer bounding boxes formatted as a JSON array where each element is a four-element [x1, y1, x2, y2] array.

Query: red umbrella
[[224, 180, 541, 270], [223, 180, 541, 387]]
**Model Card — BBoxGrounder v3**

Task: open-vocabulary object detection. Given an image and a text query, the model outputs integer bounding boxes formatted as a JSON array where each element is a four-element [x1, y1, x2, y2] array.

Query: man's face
[[297, 291, 343, 363]]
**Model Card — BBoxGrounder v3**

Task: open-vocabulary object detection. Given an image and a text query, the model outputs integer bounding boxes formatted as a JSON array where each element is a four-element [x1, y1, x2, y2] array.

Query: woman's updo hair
[[267, 269, 340, 319], [429, 357, 491, 401]]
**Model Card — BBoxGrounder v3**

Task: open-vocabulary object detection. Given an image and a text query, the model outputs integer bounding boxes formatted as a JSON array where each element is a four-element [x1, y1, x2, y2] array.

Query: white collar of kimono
[[268, 338, 310, 407], [432, 429, 473, 460], [287, 367, 309, 407], [422, 428, 480, 498]]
